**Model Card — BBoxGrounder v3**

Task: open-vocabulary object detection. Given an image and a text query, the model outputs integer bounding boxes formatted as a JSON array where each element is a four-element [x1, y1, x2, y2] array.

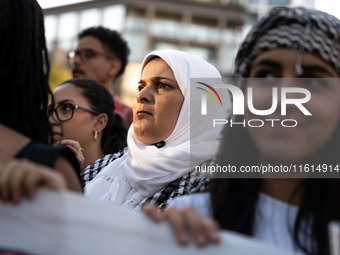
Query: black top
[[15, 142, 80, 176]]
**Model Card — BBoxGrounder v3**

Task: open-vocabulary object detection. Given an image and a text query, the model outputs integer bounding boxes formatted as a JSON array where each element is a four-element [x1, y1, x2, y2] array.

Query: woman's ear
[[94, 113, 108, 133]]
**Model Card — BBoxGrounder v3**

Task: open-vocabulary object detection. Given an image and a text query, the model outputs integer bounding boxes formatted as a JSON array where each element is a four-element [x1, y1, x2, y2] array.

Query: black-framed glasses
[[47, 103, 100, 122], [67, 49, 114, 63]]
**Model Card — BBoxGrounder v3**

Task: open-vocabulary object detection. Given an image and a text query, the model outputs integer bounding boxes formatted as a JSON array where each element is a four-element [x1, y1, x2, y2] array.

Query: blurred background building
[[42, 0, 314, 106]]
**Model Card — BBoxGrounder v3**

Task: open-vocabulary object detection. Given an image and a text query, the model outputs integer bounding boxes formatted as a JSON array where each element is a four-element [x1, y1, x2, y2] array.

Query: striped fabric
[[233, 7, 340, 80], [80, 148, 127, 187], [142, 160, 213, 211], [81, 148, 213, 211]]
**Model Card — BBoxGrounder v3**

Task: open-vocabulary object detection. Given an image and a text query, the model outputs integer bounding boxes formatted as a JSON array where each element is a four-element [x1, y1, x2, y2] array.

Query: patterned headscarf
[[233, 7, 340, 79]]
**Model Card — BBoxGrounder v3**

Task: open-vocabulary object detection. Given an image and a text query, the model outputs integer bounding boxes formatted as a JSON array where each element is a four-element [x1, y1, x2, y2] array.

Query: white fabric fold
[[85, 50, 232, 209], [0, 189, 295, 255]]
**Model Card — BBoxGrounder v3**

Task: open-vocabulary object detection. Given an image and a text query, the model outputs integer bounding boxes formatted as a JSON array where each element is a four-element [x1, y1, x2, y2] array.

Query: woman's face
[[49, 83, 97, 147], [246, 48, 340, 164], [133, 58, 184, 144]]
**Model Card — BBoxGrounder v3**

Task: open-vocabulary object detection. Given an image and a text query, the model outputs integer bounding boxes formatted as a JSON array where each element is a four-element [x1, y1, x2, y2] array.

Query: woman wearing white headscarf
[[82, 50, 231, 210]]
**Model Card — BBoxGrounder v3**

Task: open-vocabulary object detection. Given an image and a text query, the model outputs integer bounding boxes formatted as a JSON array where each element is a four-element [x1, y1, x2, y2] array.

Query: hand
[[0, 159, 66, 204], [57, 139, 84, 169], [143, 204, 221, 247]]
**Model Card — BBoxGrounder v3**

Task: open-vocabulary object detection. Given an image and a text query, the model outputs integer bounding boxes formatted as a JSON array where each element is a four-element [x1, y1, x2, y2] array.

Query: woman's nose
[[136, 85, 153, 103], [48, 111, 60, 125]]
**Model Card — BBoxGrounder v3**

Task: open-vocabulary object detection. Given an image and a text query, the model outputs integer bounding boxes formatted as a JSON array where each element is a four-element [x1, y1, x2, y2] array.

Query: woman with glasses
[[0, 0, 82, 205], [144, 7, 340, 255], [83, 50, 231, 211], [49, 78, 127, 175]]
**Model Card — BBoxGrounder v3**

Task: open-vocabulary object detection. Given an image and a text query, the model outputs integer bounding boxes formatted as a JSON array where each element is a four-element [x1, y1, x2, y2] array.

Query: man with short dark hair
[[68, 26, 132, 126]]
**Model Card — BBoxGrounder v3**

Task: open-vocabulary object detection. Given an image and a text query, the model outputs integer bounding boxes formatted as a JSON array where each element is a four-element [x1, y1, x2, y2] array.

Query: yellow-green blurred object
[[49, 63, 72, 92]]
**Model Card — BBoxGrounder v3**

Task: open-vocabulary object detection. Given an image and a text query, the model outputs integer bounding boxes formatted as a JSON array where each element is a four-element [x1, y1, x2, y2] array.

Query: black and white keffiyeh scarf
[[233, 7, 340, 81], [81, 149, 212, 211]]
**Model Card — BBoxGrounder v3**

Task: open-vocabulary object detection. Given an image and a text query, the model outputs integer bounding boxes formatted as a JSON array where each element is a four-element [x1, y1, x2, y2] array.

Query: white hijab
[[85, 50, 231, 209]]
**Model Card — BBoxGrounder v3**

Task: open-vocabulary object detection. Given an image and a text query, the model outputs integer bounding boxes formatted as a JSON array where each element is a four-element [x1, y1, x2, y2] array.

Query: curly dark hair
[[78, 26, 130, 78]]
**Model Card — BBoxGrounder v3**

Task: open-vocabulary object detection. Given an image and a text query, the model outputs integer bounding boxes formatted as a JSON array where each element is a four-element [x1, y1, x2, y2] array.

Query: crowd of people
[[1, 0, 340, 254]]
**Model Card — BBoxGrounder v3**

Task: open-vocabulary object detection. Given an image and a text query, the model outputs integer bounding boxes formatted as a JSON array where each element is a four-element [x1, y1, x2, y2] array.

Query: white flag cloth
[[0, 189, 296, 255]]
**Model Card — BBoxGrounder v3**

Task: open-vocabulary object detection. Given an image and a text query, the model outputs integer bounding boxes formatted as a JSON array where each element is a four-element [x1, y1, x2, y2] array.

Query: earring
[[94, 130, 99, 140]]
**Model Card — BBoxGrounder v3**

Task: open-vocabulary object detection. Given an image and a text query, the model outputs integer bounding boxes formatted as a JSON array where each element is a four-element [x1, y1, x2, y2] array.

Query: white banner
[[0, 189, 294, 255]]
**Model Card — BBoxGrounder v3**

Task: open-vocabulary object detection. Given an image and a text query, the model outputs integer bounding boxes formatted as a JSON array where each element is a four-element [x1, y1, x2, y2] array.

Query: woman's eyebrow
[[253, 59, 282, 69], [138, 76, 175, 84], [153, 76, 174, 81], [57, 99, 73, 105], [301, 65, 334, 76]]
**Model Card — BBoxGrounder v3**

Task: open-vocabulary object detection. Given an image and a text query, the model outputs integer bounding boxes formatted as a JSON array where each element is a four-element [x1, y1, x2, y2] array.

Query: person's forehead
[[142, 58, 174, 77], [53, 84, 87, 104], [253, 48, 331, 66], [76, 35, 105, 51]]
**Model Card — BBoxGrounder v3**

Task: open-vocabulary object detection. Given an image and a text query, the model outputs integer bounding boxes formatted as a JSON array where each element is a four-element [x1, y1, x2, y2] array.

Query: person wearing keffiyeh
[[233, 6, 340, 79], [144, 7, 340, 255], [82, 50, 232, 211]]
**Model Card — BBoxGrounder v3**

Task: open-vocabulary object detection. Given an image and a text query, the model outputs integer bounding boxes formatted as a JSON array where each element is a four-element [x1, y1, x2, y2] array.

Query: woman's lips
[[52, 133, 63, 141], [136, 110, 152, 116]]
